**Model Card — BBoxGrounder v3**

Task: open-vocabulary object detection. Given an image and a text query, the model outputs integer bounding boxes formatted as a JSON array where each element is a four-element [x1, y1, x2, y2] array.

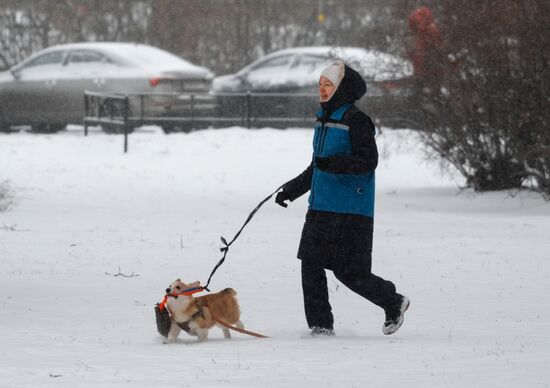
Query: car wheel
[[101, 124, 135, 134], [0, 127, 20, 133], [30, 123, 66, 134], [161, 123, 194, 134], [0, 110, 14, 133]]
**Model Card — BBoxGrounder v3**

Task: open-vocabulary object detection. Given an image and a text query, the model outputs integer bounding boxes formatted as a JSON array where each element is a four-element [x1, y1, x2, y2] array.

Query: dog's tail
[[221, 288, 237, 296]]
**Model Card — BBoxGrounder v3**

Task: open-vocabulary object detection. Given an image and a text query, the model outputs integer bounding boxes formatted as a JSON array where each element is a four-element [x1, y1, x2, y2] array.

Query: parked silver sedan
[[0, 42, 214, 133], [211, 46, 418, 129]]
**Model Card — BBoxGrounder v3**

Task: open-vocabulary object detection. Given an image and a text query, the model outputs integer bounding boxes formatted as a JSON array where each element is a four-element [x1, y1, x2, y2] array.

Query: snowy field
[[1, 126, 549, 388]]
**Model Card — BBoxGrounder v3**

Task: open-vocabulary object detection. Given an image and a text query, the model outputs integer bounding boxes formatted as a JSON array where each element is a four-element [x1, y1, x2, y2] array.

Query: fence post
[[123, 96, 129, 153], [84, 93, 89, 136], [190, 94, 195, 129], [245, 92, 251, 129], [140, 94, 145, 124]]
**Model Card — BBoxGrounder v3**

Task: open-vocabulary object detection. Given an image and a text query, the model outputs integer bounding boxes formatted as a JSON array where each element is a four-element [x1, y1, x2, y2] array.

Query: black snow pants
[[301, 252, 399, 330]]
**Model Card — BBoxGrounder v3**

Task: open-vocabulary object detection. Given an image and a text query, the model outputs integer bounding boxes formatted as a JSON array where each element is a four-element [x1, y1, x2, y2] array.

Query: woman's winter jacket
[[282, 64, 378, 269]]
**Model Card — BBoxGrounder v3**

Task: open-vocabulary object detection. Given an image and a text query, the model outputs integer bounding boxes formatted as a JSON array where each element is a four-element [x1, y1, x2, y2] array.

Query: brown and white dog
[[163, 279, 243, 343]]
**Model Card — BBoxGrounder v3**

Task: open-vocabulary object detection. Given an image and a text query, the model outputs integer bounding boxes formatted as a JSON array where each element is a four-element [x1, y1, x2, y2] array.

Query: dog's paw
[[163, 337, 176, 344]]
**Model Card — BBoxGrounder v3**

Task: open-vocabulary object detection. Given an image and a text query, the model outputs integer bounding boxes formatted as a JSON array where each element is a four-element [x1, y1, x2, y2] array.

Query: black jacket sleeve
[[282, 161, 313, 201], [322, 111, 378, 174]]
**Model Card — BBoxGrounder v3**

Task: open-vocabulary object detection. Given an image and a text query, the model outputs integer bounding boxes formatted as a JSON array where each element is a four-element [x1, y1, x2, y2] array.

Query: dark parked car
[[0, 42, 214, 133], [211, 46, 418, 129]]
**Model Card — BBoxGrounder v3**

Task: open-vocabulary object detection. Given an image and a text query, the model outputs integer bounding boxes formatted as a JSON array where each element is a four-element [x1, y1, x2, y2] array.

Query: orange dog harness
[[157, 286, 205, 311]]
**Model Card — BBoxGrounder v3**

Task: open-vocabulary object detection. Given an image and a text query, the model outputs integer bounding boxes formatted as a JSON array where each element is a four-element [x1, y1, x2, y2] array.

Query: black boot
[[383, 295, 410, 335]]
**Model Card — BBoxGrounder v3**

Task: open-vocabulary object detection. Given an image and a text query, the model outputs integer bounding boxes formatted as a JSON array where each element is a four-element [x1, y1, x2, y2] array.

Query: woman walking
[[275, 60, 410, 336]]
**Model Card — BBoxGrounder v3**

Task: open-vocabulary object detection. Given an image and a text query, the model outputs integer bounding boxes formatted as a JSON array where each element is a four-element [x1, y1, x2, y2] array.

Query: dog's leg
[[235, 320, 244, 329], [164, 321, 181, 344], [196, 328, 209, 342], [221, 326, 231, 339]]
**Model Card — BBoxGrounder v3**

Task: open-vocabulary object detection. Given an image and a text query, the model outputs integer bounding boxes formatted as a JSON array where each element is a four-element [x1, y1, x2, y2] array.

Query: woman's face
[[319, 76, 336, 102]]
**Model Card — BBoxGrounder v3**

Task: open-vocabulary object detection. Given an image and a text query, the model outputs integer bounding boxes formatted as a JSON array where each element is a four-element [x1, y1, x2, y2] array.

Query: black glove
[[275, 191, 291, 208], [315, 156, 330, 171]]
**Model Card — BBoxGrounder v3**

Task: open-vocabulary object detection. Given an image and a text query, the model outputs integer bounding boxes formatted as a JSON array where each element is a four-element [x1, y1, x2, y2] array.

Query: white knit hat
[[320, 60, 345, 89]]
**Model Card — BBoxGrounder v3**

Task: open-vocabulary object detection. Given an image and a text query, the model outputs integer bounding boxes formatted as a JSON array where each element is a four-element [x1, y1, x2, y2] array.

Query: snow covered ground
[[1, 126, 549, 388]]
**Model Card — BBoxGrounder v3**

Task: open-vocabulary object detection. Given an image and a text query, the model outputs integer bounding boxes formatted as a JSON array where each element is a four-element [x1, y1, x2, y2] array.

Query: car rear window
[[117, 45, 193, 67], [68, 50, 112, 64]]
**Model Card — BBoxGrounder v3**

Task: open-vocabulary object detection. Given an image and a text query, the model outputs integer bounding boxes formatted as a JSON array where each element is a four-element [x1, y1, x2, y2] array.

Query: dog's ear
[[176, 278, 181, 282], [188, 281, 201, 288]]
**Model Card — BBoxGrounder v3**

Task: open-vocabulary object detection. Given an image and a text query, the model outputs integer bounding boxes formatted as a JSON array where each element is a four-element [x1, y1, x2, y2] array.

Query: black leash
[[202, 183, 285, 291]]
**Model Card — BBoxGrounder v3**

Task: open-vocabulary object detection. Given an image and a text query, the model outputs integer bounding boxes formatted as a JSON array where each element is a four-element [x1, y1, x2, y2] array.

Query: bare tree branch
[[105, 266, 140, 278]]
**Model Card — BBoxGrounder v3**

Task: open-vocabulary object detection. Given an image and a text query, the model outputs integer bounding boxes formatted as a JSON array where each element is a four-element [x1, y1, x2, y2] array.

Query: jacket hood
[[320, 64, 366, 114]]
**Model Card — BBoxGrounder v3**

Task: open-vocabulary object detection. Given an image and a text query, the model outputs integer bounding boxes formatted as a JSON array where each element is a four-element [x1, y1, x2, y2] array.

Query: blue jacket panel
[[308, 104, 376, 217]]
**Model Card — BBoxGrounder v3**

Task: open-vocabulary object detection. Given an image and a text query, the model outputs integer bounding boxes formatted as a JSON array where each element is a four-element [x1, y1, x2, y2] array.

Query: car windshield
[[21, 51, 65, 70], [244, 55, 293, 88], [292, 55, 331, 73], [249, 55, 292, 71]]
